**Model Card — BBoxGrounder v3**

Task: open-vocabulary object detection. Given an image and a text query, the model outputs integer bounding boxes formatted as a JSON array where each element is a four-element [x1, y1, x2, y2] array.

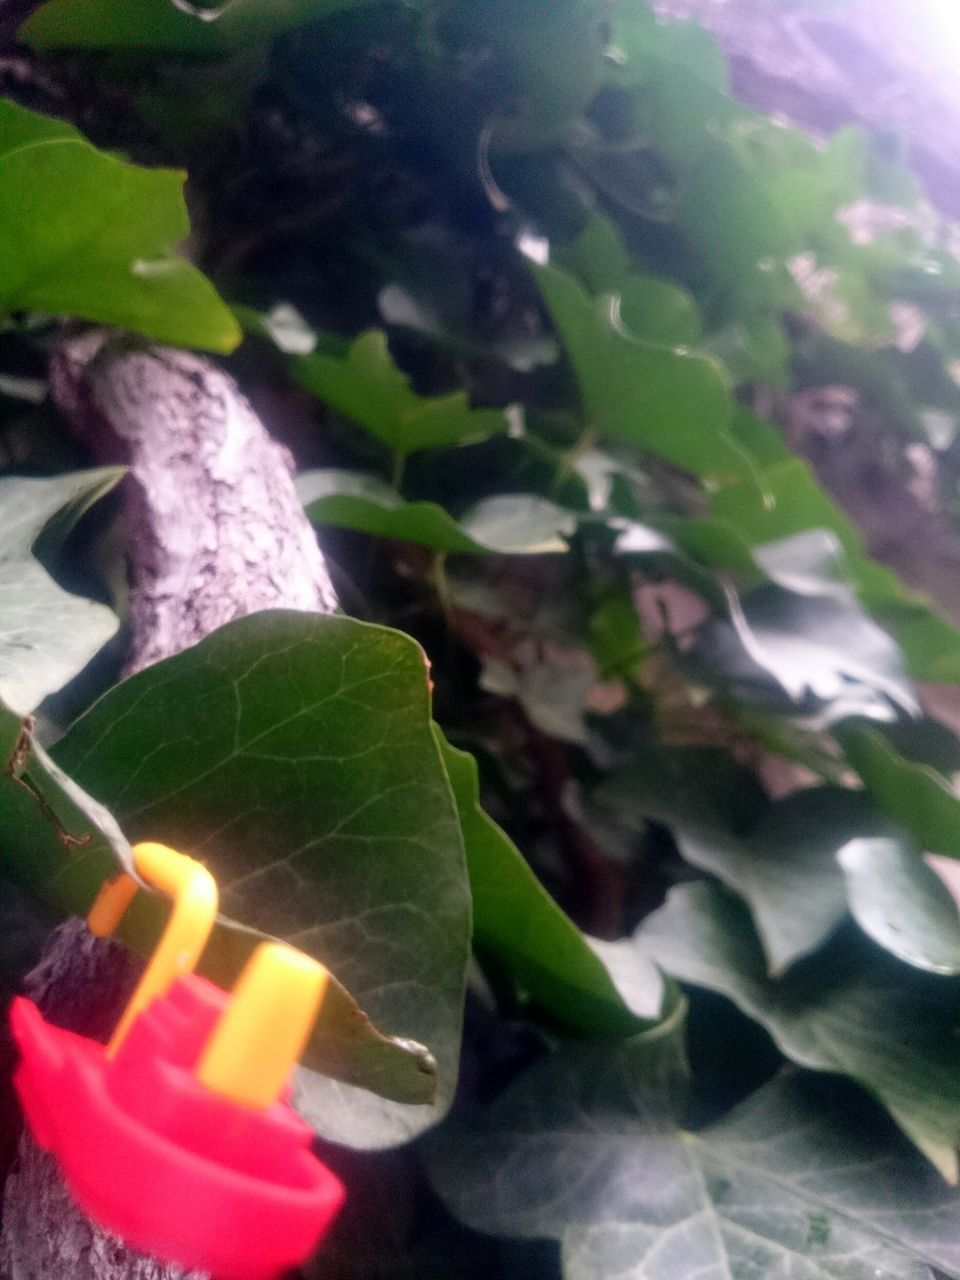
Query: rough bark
[[49, 331, 337, 675], [1, 335, 338, 1279]]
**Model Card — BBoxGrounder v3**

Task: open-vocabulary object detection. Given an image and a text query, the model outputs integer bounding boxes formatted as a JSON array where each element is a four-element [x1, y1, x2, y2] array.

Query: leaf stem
[[555, 423, 598, 495]]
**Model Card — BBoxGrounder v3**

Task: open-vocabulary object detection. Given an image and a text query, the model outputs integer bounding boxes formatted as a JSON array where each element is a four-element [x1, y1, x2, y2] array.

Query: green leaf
[[437, 731, 665, 1036], [478, 653, 596, 745], [611, 0, 729, 93], [588, 585, 646, 679], [298, 470, 577, 555], [687, 532, 919, 724], [556, 214, 702, 346], [618, 274, 703, 348], [473, 0, 607, 152], [640, 86, 792, 317], [839, 836, 960, 975], [841, 724, 960, 862], [534, 262, 742, 480], [603, 759, 881, 974], [0, 471, 122, 714], [612, 518, 748, 611], [0, 709, 436, 1121], [0, 698, 133, 870], [294, 331, 508, 460], [674, 798, 852, 977], [431, 1029, 960, 1279], [2, 612, 471, 1144], [705, 315, 791, 386], [554, 211, 631, 295], [711, 459, 872, 574], [0, 102, 239, 350], [710, 456, 960, 683], [21, 0, 372, 55], [0, 670, 435, 1132], [635, 881, 960, 1178]]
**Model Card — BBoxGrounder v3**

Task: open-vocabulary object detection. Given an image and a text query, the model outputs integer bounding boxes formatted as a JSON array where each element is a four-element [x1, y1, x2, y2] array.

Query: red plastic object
[[10, 975, 345, 1280]]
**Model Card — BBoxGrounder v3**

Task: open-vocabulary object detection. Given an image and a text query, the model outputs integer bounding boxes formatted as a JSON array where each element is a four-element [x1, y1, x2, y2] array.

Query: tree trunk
[[1, 334, 338, 1280]]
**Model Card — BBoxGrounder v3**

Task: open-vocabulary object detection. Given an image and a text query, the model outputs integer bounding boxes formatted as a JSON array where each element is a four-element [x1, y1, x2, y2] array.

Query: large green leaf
[[0, 101, 240, 351], [839, 836, 960, 975], [463, 0, 607, 153], [0, 661, 438, 1132], [603, 761, 880, 975], [635, 881, 960, 1178], [841, 724, 960, 861], [430, 1042, 960, 1280], [606, 11, 796, 323], [0, 704, 436, 1123], [534, 262, 744, 481], [437, 732, 665, 1036], [21, 0, 371, 55], [298, 470, 576, 555], [711, 457, 960, 683], [0, 471, 122, 714], [1, 612, 471, 1146], [556, 214, 702, 346], [686, 531, 919, 724], [294, 331, 508, 461]]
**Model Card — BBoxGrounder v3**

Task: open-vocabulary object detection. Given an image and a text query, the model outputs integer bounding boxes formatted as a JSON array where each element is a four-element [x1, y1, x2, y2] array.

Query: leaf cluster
[[6, 1, 960, 1277]]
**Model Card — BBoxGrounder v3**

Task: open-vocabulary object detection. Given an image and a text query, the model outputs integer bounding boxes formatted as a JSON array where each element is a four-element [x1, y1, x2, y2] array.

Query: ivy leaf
[[557, 214, 702, 346], [678, 791, 883, 976], [554, 211, 631, 295], [294, 331, 508, 461], [21, 0, 371, 55], [603, 761, 879, 974], [0, 101, 240, 351], [607, 28, 794, 320], [635, 881, 960, 1178], [479, 653, 597, 746], [436, 731, 666, 1035], [299, 470, 576, 555], [686, 532, 919, 724], [839, 836, 960, 975], [1, 612, 471, 1145], [0, 711, 436, 1122], [0, 651, 441, 1128], [430, 1041, 960, 1280], [710, 456, 960, 683], [0, 471, 122, 714], [465, 0, 607, 152], [610, 0, 729, 94], [0, 698, 133, 871], [617, 274, 703, 348], [534, 262, 743, 481], [841, 724, 960, 861]]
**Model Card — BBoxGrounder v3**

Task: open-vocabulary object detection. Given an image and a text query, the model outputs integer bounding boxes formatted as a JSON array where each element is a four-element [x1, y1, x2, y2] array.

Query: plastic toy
[[9, 841, 346, 1280]]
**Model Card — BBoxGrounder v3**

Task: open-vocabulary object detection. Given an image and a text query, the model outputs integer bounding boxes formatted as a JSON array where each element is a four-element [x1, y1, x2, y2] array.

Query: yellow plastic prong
[[100, 841, 218, 1058], [196, 943, 328, 1109]]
